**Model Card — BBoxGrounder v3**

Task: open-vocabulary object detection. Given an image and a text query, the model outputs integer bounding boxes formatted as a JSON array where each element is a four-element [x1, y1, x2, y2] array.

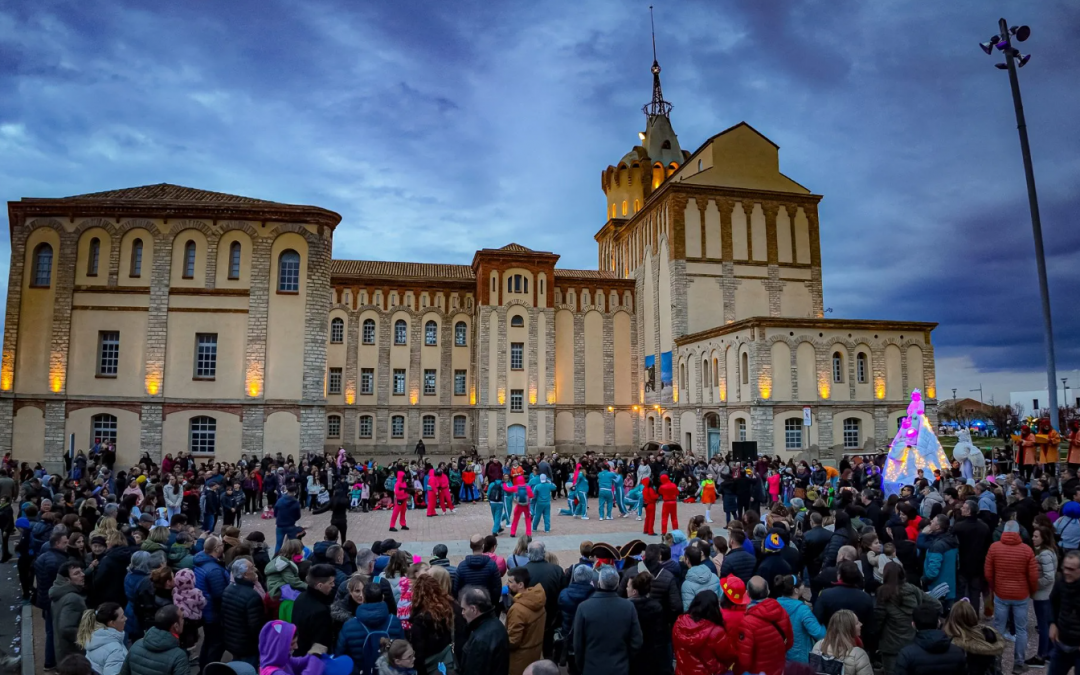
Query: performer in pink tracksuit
[[436, 467, 455, 514], [390, 470, 410, 531], [503, 475, 535, 537]]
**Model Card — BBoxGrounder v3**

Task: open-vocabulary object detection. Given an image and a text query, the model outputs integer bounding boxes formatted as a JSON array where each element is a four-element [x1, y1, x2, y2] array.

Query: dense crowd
[[6, 441, 1080, 675]]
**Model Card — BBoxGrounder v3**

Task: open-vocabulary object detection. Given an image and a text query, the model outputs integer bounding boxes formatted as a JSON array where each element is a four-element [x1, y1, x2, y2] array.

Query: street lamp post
[[979, 19, 1059, 427]]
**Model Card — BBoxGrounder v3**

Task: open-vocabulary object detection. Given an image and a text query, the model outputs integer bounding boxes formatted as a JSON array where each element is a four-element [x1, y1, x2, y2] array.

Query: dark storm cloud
[[0, 0, 1077, 391]]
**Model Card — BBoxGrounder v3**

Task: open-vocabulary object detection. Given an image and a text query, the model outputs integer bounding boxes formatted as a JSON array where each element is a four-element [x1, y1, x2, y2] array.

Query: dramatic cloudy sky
[[1, 1, 1077, 404]]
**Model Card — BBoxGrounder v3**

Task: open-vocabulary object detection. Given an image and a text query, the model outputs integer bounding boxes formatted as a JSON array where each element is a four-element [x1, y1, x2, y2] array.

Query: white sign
[[803, 407, 813, 426]]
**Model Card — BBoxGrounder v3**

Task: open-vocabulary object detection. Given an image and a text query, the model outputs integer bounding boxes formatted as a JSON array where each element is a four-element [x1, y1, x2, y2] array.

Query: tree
[[985, 403, 1023, 439], [938, 399, 976, 428]]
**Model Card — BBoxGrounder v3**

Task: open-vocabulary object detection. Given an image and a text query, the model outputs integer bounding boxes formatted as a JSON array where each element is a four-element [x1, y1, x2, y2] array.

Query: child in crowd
[[172, 568, 206, 649], [874, 541, 900, 583], [373, 492, 393, 511], [350, 483, 363, 510]]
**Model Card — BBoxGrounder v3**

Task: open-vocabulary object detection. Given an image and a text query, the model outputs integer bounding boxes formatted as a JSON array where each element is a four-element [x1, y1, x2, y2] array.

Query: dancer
[[486, 475, 505, 535], [530, 474, 556, 533], [696, 472, 717, 524], [1035, 417, 1062, 476], [1016, 425, 1038, 480], [598, 462, 619, 520], [658, 473, 680, 535], [571, 463, 590, 520], [641, 476, 658, 535], [436, 467, 455, 514], [504, 475, 535, 537], [389, 470, 410, 532], [625, 479, 644, 521], [425, 468, 439, 517]]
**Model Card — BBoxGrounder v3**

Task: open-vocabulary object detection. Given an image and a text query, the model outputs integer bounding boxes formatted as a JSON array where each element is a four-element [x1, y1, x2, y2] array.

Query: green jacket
[[873, 582, 941, 656], [119, 627, 189, 675], [165, 544, 193, 571], [49, 576, 87, 665], [265, 556, 307, 599]]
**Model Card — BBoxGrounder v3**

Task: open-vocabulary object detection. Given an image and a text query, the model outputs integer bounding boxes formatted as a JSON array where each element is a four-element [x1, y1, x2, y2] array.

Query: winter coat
[[894, 628, 968, 675], [49, 576, 87, 665], [778, 596, 826, 664], [85, 627, 127, 675], [265, 554, 308, 599], [163, 484, 182, 510], [558, 581, 595, 636], [719, 548, 757, 583], [810, 640, 874, 675], [220, 578, 265, 659], [124, 569, 148, 637], [1052, 577, 1080, 647], [409, 609, 455, 675], [336, 602, 406, 675], [458, 608, 510, 675], [873, 582, 941, 656], [950, 626, 1005, 675], [630, 596, 671, 675], [456, 553, 502, 603], [984, 531, 1038, 601], [171, 568, 205, 621], [951, 515, 991, 578], [523, 559, 564, 629], [506, 584, 546, 675], [1033, 548, 1058, 601], [680, 564, 720, 611], [273, 493, 302, 528], [736, 598, 793, 675], [192, 550, 229, 623], [572, 591, 643, 675], [133, 577, 173, 633], [672, 614, 737, 675], [920, 491, 945, 519], [291, 586, 336, 655], [813, 583, 875, 638], [922, 531, 959, 600], [33, 546, 70, 609], [121, 627, 190, 675], [165, 543, 193, 571]]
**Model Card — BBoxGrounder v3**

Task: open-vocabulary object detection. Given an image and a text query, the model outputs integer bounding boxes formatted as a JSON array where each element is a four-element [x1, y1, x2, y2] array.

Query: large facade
[[1, 60, 935, 470]]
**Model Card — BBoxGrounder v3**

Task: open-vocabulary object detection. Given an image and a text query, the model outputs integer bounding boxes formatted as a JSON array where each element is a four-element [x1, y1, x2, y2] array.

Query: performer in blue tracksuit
[[486, 478, 505, 535], [623, 480, 645, 520], [613, 465, 629, 516], [571, 463, 589, 519], [597, 464, 619, 520], [529, 474, 557, 532], [501, 469, 513, 526]]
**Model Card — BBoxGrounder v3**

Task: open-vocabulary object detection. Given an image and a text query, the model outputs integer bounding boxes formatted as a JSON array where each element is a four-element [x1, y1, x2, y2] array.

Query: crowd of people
[[6, 439, 1080, 675]]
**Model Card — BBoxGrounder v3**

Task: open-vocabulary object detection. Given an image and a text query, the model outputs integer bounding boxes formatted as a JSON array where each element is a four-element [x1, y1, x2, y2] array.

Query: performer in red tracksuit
[[642, 476, 659, 536], [390, 470, 410, 532], [658, 474, 680, 535]]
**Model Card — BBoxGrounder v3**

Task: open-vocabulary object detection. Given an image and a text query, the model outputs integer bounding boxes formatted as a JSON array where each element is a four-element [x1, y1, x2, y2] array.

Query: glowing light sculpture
[[882, 389, 950, 497]]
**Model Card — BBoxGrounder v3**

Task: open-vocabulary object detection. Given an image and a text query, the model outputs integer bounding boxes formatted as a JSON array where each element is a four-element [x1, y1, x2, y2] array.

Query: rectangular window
[[856, 354, 867, 384], [327, 416, 341, 438], [738, 419, 747, 442], [455, 323, 467, 346], [454, 370, 467, 396], [453, 416, 466, 438], [362, 321, 376, 344], [328, 367, 342, 395], [393, 369, 406, 395], [843, 419, 860, 449], [360, 368, 374, 395], [510, 388, 524, 412], [422, 415, 435, 438], [97, 331, 120, 377], [194, 333, 217, 379], [424, 369, 436, 395], [784, 419, 802, 450], [391, 415, 404, 438], [510, 342, 524, 370], [359, 416, 373, 439], [832, 355, 843, 383], [189, 416, 216, 454]]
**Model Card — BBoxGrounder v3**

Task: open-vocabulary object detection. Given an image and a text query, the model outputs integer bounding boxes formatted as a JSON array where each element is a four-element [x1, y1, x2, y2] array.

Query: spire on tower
[[643, 5, 673, 119]]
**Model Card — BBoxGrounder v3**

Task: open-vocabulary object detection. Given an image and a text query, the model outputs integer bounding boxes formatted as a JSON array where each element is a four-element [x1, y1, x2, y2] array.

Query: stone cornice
[[675, 316, 938, 346]]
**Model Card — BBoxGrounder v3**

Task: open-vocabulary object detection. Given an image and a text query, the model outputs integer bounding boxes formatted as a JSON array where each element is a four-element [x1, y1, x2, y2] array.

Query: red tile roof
[[331, 260, 475, 280], [64, 183, 279, 204]]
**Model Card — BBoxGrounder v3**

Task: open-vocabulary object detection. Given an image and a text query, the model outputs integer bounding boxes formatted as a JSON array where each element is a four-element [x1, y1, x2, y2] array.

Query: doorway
[[508, 424, 526, 455]]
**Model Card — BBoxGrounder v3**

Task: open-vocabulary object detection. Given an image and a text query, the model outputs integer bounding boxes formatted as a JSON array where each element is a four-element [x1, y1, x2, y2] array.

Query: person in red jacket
[[389, 470, 410, 532], [673, 590, 737, 675], [436, 468, 454, 513], [641, 477, 659, 536], [503, 475, 535, 537], [985, 519, 1039, 667], [658, 474, 680, 535], [736, 576, 793, 675]]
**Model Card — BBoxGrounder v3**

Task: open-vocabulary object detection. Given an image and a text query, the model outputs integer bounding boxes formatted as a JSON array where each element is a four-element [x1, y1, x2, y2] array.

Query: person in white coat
[[163, 475, 183, 521], [78, 602, 129, 675]]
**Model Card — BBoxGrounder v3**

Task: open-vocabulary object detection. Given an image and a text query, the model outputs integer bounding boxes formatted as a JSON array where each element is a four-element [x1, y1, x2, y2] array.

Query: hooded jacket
[[123, 627, 190, 675], [810, 640, 874, 675], [165, 543, 194, 571], [503, 475, 534, 505], [737, 598, 793, 675], [457, 553, 502, 603], [894, 628, 968, 675], [921, 531, 959, 599], [393, 471, 409, 502], [658, 475, 679, 502], [719, 547, 757, 584], [266, 554, 308, 599], [984, 531, 1038, 601], [274, 493, 302, 529], [673, 614, 736, 675], [336, 603, 405, 675], [873, 582, 941, 656], [680, 564, 720, 611], [778, 596, 826, 664], [192, 550, 229, 623], [507, 584, 546, 675], [49, 575, 87, 665], [949, 626, 1005, 675], [641, 477, 659, 505], [260, 620, 326, 675], [558, 581, 595, 635], [85, 626, 127, 675]]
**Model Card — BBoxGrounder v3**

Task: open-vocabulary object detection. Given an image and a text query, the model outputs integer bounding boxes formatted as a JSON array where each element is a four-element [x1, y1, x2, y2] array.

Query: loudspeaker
[[731, 441, 758, 463]]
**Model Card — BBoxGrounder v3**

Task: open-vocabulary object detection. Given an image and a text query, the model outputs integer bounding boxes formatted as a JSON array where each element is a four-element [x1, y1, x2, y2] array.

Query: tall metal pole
[[999, 17, 1059, 427]]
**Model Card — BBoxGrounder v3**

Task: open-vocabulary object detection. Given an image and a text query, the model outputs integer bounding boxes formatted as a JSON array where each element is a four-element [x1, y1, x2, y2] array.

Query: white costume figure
[[883, 390, 951, 497], [951, 429, 986, 481]]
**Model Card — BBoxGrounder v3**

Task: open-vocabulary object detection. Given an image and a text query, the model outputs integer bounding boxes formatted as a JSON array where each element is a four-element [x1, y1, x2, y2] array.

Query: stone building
[[1, 55, 935, 470]]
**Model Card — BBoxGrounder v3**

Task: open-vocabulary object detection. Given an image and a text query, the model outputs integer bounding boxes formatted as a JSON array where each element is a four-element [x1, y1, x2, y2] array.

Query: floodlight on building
[[1012, 25, 1031, 42], [979, 40, 995, 55]]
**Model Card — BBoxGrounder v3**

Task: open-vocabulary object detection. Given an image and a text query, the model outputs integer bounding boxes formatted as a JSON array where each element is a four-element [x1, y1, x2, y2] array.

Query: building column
[[245, 234, 271, 405], [0, 400, 11, 457], [527, 307, 538, 448], [299, 232, 332, 455], [602, 313, 614, 446], [144, 233, 174, 402], [242, 405, 265, 456], [43, 401, 66, 474]]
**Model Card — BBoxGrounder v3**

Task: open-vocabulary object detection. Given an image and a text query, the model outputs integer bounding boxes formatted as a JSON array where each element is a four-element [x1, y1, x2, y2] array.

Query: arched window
[[189, 416, 216, 454], [394, 320, 407, 345], [330, 317, 344, 344], [362, 318, 376, 344], [856, 352, 868, 384], [741, 352, 749, 384], [87, 238, 100, 276], [510, 315, 524, 328], [622, 200, 628, 216], [698, 159, 703, 171], [32, 243, 53, 287], [664, 417, 672, 441], [661, 139, 672, 149], [508, 277, 513, 294], [492, 276, 496, 293], [634, 199, 641, 212], [843, 418, 861, 449], [524, 277, 528, 294], [327, 415, 341, 439], [391, 415, 405, 438], [455, 321, 467, 346], [183, 241, 196, 279], [647, 418, 655, 440], [130, 239, 143, 278], [228, 241, 242, 280], [358, 415, 373, 439], [514, 275, 522, 293], [278, 250, 300, 292], [425, 320, 438, 345], [422, 415, 436, 438], [90, 413, 117, 446], [736, 417, 747, 442], [832, 351, 844, 383], [611, 204, 617, 219], [784, 418, 802, 449]]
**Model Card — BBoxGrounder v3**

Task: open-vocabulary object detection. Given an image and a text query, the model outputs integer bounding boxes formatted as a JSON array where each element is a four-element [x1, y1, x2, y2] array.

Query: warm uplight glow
[[672, 388, 678, 403], [653, 404, 660, 410], [633, 405, 640, 412], [546, 392, 556, 405], [719, 380, 726, 402], [0, 352, 12, 391], [345, 391, 355, 405], [145, 372, 161, 396], [471, 389, 477, 405], [410, 391, 418, 405], [758, 374, 772, 400], [248, 381, 260, 397], [50, 375, 63, 393], [638, 131, 646, 141], [607, 406, 614, 412], [498, 389, 505, 405], [926, 386, 936, 399], [529, 386, 537, 405], [818, 373, 830, 400], [874, 377, 886, 400]]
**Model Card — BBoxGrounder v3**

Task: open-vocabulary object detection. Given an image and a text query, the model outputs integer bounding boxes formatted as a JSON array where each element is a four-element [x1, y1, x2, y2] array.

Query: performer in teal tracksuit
[[486, 478, 505, 535], [529, 474, 557, 532], [623, 480, 645, 519], [571, 463, 589, 519], [597, 464, 619, 520]]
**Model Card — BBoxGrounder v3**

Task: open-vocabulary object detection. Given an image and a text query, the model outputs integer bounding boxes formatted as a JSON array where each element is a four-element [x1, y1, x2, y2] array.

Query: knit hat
[[720, 575, 750, 605], [90, 535, 107, 547], [764, 532, 784, 552], [790, 497, 805, 510]]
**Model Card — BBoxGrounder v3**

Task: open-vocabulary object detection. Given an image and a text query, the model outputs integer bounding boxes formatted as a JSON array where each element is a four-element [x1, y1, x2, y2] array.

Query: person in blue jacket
[[486, 478, 506, 535], [597, 463, 620, 520], [571, 463, 590, 520], [624, 480, 645, 520], [919, 513, 959, 604], [273, 485, 302, 554], [530, 474, 557, 533]]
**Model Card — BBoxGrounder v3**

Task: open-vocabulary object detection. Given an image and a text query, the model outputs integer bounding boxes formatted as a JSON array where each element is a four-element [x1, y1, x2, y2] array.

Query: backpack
[[355, 616, 394, 675], [516, 485, 529, 505], [384, 475, 395, 492], [809, 650, 846, 675]]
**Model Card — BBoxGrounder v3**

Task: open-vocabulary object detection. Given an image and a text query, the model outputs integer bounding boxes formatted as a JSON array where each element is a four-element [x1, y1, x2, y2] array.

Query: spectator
[[985, 519, 1038, 671], [719, 529, 756, 583], [193, 534, 230, 668], [523, 661, 559, 675], [133, 567, 174, 634], [220, 558, 267, 668], [123, 550, 154, 643], [572, 567, 642, 675], [273, 485, 302, 554], [775, 573, 825, 664], [428, 543, 458, 594], [943, 600, 1004, 675], [79, 602, 128, 675], [874, 562, 942, 673], [458, 587, 510, 675], [408, 573, 456, 675], [346, 547, 397, 615], [121, 605, 190, 675], [952, 499, 991, 616], [522, 541, 564, 659], [893, 602, 967, 675], [920, 513, 959, 603], [336, 582, 405, 675], [672, 590, 737, 675], [814, 560, 874, 634], [719, 575, 750, 640], [375, 638, 418, 675], [558, 564, 595, 675], [680, 544, 720, 611], [291, 563, 338, 654], [266, 538, 308, 600], [506, 567, 546, 675], [35, 528, 71, 669], [457, 534, 502, 605], [735, 575, 793, 675], [626, 571, 671, 675], [57, 654, 94, 675], [1031, 525, 1059, 669], [1049, 549, 1080, 675], [51, 560, 88, 666], [259, 619, 327, 675], [810, 609, 874, 675], [802, 512, 833, 578]]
